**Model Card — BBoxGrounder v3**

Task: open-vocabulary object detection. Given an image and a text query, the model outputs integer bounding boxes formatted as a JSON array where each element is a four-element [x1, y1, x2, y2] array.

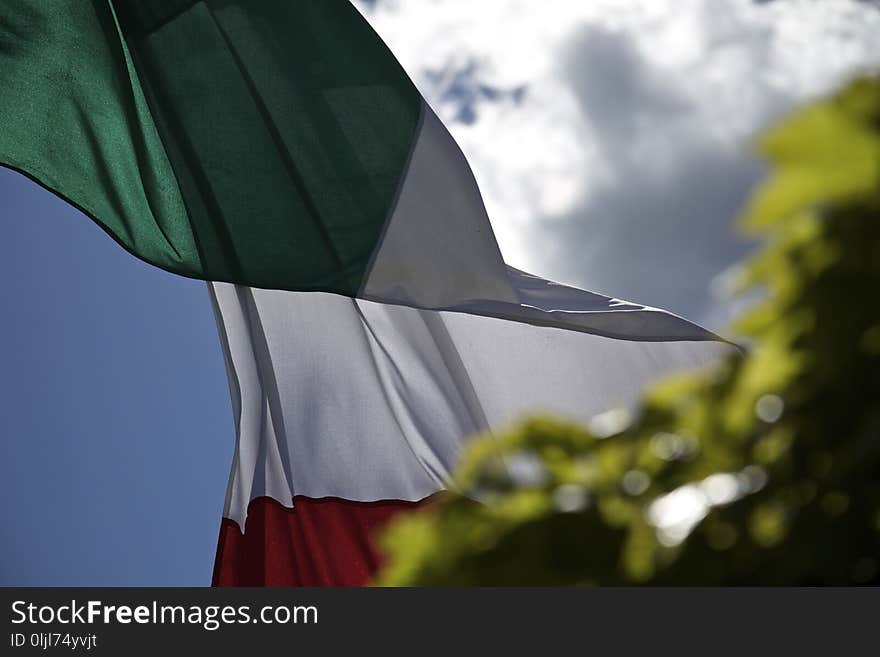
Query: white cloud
[[355, 0, 880, 327]]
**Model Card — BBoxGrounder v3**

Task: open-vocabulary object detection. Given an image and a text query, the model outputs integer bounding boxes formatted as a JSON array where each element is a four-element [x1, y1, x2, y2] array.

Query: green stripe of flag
[[1, 0, 421, 295]]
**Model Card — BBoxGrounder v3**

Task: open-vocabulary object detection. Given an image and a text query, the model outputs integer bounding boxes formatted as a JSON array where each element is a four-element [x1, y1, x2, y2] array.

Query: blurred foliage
[[376, 76, 880, 586]]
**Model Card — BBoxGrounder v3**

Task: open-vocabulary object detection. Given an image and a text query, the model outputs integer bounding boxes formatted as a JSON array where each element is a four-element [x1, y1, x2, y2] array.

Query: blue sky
[[0, 169, 232, 585], [2, 0, 879, 585]]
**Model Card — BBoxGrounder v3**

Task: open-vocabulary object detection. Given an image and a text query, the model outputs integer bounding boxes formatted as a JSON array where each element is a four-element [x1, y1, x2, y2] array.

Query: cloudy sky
[[356, 0, 880, 327], [1, 1, 879, 586]]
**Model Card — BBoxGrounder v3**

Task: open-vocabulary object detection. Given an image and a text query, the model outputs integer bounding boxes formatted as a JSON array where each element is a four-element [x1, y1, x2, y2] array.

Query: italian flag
[[1, 0, 727, 585]]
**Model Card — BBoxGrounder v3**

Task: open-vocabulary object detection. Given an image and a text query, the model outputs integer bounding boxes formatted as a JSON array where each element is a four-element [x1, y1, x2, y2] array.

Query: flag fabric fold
[[1, 0, 730, 586]]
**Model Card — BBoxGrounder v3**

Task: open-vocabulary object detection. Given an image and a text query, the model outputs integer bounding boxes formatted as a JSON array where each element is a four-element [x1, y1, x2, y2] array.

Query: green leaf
[[742, 82, 880, 232]]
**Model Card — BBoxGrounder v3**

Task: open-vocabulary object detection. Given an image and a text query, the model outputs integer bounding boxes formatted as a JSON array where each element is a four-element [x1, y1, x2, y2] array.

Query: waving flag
[[1, 0, 728, 585]]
